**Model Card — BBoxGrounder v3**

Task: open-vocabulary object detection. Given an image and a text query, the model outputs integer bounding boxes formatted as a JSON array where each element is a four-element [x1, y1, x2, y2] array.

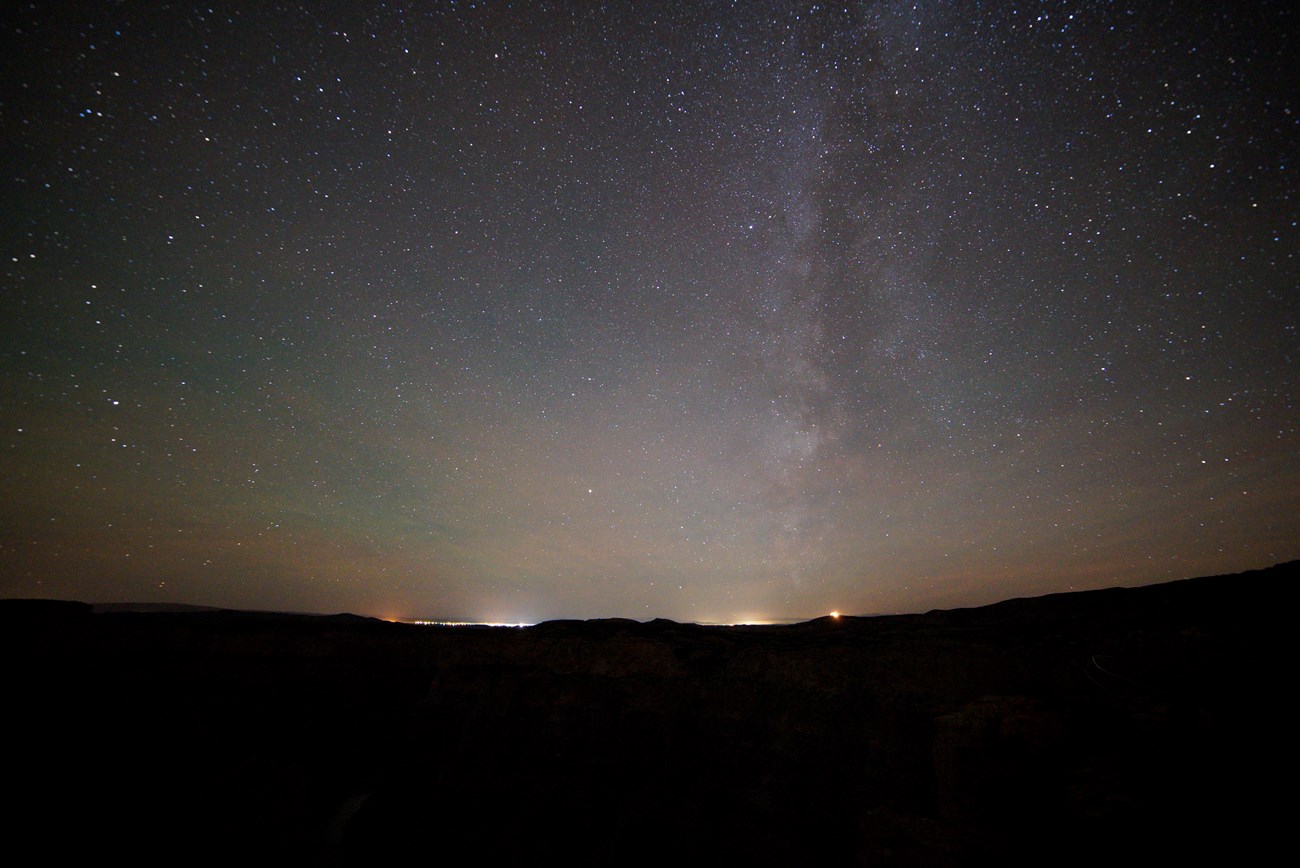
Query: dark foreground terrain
[[4, 563, 1294, 866]]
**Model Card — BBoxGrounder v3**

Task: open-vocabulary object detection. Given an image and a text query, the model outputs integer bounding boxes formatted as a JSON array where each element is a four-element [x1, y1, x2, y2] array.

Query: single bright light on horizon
[[830, 611, 841, 619]]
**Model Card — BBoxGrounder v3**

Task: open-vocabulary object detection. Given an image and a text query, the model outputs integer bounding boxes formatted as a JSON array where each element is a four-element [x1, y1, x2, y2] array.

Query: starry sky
[[2, 1, 1296, 622]]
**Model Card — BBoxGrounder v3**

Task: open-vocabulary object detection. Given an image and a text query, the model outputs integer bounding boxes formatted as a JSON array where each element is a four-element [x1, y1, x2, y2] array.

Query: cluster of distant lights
[[397, 612, 844, 628], [684, 612, 845, 626], [403, 619, 533, 628]]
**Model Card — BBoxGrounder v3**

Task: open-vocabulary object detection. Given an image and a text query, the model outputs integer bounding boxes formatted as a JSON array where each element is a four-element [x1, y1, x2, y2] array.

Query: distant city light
[[405, 619, 533, 628]]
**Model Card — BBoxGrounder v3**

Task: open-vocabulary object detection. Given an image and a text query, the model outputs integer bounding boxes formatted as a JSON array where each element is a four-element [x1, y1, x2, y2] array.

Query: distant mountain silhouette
[[92, 601, 227, 613]]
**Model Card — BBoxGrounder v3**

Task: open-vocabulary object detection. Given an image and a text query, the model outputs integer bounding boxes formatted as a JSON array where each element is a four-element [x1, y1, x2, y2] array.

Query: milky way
[[2, 1, 1296, 621]]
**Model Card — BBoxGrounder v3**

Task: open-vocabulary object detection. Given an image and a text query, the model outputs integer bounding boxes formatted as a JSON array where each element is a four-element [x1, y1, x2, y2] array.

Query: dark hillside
[[3, 562, 1292, 866]]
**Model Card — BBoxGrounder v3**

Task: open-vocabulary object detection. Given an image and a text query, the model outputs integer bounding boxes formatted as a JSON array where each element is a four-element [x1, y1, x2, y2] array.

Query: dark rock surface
[[3, 563, 1293, 866]]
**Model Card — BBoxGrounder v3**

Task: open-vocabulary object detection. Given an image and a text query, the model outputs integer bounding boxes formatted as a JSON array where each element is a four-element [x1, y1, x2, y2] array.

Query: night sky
[[3, 1, 1296, 623]]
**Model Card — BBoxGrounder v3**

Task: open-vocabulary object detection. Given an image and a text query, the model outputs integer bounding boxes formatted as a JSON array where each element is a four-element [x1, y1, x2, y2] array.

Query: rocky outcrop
[[933, 695, 1066, 824]]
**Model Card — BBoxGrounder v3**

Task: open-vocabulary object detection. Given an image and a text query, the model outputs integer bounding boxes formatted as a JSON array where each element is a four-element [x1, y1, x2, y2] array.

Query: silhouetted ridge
[[0, 598, 92, 624]]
